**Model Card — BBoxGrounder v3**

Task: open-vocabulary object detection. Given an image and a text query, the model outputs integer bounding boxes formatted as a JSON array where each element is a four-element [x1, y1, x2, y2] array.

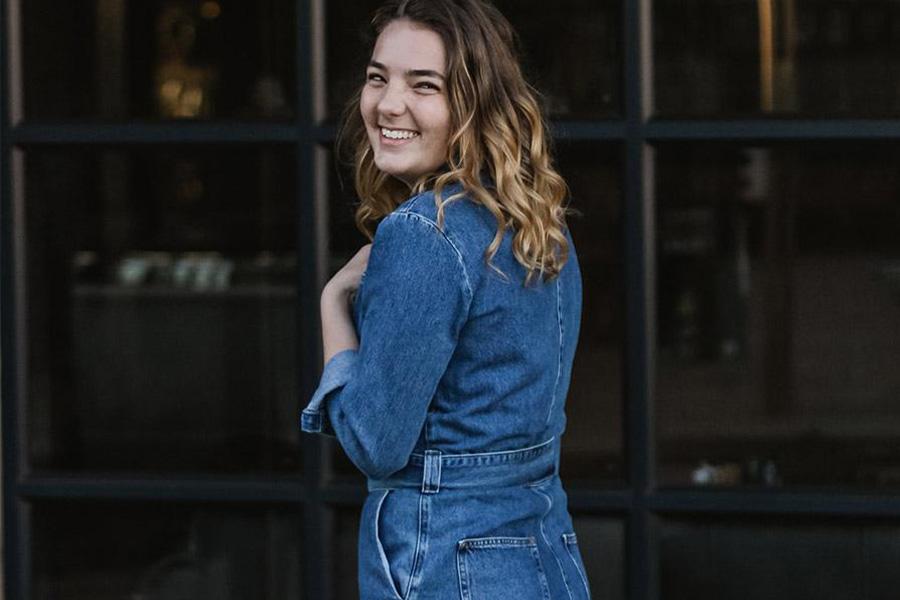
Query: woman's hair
[[338, 0, 576, 285]]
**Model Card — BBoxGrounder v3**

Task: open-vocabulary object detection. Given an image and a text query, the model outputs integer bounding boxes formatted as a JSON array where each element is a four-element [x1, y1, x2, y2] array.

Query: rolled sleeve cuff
[[300, 348, 359, 437]]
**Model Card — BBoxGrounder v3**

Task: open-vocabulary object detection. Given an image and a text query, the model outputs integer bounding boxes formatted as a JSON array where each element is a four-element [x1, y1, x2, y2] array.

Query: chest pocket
[[456, 536, 551, 600]]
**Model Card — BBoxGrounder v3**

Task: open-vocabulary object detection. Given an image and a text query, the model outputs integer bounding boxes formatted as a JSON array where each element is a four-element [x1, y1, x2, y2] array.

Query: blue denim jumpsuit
[[301, 183, 591, 600]]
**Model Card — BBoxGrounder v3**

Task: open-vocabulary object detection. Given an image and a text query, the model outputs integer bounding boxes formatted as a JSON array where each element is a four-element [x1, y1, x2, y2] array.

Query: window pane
[[31, 501, 301, 600], [21, 0, 295, 121], [655, 143, 900, 490], [325, 0, 621, 121], [557, 143, 625, 485], [660, 516, 900, 600], [24, 146, 300, 474], [654, 0, 900, 117], [334, 507, 361, 600], [324, 1, 378, 122], [324, 144, 624, 485], [493, 0, 622, 118]]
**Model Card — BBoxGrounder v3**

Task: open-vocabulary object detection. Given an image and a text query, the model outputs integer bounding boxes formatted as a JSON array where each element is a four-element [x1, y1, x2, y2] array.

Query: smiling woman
[[301, 1, 591, 599], [359, 19, 452, 186]]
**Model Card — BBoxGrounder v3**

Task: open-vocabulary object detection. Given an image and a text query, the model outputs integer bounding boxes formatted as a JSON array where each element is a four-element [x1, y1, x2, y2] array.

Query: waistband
[[366, 436, 559, 493]]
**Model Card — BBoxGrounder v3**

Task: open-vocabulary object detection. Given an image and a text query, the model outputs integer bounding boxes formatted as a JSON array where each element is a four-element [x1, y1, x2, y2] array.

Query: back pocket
[[456, 536, 551, 600]]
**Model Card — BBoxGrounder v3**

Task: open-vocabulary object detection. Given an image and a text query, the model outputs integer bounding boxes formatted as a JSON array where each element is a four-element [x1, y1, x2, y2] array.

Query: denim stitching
[[458, 535, 536, 548], [456, 535, 551, 599], [546, 277, 564, 425], [529, 486, 575, 600], [456, 542, 470, 600], [394, 204, 474, 302], [402, 492, 429, 600], [562, 533, 591, 599], [410, 436, 554, 461], [374, 489, 404, 600]]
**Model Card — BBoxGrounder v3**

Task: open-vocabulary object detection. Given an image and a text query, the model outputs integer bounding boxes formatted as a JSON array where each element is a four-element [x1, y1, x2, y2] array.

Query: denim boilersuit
[[301, 182, 591, 600]]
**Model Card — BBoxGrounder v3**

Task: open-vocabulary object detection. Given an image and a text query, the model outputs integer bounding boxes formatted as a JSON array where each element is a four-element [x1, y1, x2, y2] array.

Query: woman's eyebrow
[[368, 60, 445, 80]]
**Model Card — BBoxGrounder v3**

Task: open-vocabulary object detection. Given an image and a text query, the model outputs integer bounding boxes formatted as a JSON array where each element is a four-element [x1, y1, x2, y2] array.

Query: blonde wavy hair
[[338, 0, 576, 285]]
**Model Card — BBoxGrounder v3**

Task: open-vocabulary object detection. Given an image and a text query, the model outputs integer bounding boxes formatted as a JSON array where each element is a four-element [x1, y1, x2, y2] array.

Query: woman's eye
[[366, 73, 385, 84], [415, 81, 440, 92]]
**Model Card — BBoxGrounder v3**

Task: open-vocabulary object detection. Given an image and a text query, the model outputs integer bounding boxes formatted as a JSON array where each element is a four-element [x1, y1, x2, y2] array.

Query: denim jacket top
[[300, 183, 583, 480]]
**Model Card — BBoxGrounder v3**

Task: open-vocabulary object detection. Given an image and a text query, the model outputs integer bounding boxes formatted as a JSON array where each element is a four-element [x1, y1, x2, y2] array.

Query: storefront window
[[656, 142, 900, 489], [24, 146, 299, 474], [31, 501, 302, 599], [654, 0, 900, 117], [21, 0, 295, 121]]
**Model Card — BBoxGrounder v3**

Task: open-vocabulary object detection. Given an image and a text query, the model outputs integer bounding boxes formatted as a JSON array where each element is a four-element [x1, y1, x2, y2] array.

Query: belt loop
[[422, 449, 442, 494]]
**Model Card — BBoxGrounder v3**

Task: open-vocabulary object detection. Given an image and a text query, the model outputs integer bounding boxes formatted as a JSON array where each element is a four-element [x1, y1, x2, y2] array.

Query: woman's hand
[[323, 243, 372, 302], [320, 243, 371, 365]]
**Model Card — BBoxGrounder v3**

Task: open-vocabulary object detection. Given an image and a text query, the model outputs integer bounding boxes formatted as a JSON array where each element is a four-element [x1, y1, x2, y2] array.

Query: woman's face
[[360, 19, 452, 187]]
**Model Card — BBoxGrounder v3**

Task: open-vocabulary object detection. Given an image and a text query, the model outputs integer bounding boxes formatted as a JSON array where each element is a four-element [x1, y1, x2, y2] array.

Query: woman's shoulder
[[393, 183, 498, 247]]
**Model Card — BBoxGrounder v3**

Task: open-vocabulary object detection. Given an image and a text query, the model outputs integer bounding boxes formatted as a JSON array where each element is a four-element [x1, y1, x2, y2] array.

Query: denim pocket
[[456, 536, 551, 600], [373, 489, 416, 600], [562, 532, 592, 600]]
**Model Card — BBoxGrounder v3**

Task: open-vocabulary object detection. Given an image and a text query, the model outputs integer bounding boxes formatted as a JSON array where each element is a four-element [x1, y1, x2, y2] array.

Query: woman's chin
[[373, 161, 411, 183]]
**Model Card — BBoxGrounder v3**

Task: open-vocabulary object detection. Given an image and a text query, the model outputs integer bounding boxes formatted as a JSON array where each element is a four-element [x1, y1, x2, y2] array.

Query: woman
[[301, 1, 590, 598]]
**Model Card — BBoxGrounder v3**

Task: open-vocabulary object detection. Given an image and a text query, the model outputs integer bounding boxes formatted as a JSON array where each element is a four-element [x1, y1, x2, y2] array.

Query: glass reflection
[[654, 0, 900, 116], [334, 507, 361, 600], [25, 146, 299, 474], [21, 0, 295, 121], [656, 143, 900, 489], [556, 143, 624, 485], [32, 501, 301, 600], [661, 516, 900, 600], [492, 0, 621, 118]]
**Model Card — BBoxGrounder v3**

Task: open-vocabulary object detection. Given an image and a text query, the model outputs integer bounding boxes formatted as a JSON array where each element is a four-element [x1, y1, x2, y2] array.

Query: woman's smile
[[379, 126, 421, 145]]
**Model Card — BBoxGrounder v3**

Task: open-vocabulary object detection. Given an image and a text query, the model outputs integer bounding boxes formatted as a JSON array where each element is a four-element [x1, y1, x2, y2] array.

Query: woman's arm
[[320, 284, 359, 366], [300, 210, 472, 480]]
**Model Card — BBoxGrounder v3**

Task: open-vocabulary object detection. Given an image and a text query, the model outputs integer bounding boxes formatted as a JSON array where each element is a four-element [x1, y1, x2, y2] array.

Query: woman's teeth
[[381, 127, 419, 140]]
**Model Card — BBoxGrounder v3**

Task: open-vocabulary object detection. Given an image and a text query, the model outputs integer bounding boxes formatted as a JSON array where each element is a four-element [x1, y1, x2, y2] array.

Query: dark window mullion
[[624, 0, 657, 599], [645, 118, 900, 141], [1, 0, 28, 597], [297, 1, 332, 600], [9, 121, 302, 145], [17, 477, 309, 503], [651, 490, 900, 518]]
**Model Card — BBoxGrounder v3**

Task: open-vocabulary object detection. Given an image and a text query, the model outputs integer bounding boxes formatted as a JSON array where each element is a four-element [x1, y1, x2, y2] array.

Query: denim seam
[[456, 543, 469, 600], [529, 486, 575, 600], [393, 208, 474, 303], [410, 436, 555, 461], [374, 489, 404, 600], [402, 492, 429, 600], [524, 473, 556, 488], [562, 533, 591, 599], [546, 277, 564, 425]]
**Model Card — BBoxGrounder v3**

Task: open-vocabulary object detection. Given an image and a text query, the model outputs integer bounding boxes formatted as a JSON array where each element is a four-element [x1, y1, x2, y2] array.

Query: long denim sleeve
[[301, 209, 473, 479]]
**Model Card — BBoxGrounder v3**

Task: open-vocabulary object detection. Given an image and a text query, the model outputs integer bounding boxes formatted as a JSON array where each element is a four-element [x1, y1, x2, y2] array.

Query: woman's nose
[[376, 83, 406, 116]]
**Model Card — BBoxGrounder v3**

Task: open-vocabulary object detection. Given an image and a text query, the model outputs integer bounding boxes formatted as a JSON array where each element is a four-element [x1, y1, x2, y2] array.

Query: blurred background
[[1, 0, 900, 598]]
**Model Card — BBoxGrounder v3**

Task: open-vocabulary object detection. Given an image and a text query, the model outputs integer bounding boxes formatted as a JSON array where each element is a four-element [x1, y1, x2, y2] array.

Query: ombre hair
[[338, 0, 577, 285]]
